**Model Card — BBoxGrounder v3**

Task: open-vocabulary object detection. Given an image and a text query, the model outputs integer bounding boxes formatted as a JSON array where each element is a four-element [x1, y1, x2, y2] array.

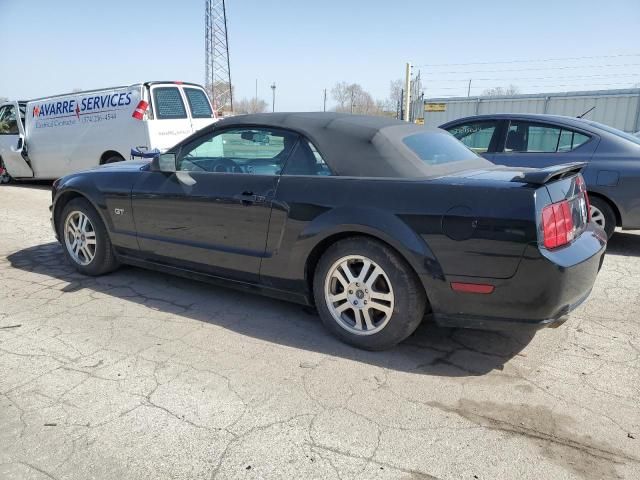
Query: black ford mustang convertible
[[51, 113, 606, 350]]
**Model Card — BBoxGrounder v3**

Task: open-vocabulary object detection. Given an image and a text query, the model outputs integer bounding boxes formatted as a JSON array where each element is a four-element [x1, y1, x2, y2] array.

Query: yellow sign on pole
[[424, 103, 446, 112], [415, 118, 425, 125]]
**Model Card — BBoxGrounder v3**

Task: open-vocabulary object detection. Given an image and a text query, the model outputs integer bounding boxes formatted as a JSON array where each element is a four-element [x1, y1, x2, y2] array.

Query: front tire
[[58, 198, 119, 276], [313, 237, 426, 350], [590, 197, 616, 239]]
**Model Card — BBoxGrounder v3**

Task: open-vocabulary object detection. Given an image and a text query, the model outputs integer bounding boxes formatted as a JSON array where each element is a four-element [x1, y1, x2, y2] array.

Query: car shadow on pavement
[[606, 231, 640, 257], [2, 181, 53, 190], [7, 242, 538, 377]]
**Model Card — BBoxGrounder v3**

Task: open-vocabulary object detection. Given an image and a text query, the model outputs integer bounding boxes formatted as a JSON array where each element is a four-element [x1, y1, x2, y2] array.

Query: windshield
[[586, 121, 640, 146]]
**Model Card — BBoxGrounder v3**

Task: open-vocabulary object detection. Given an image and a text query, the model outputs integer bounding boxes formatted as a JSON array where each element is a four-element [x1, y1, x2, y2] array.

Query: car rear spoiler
[[510, 162, 587, 185]]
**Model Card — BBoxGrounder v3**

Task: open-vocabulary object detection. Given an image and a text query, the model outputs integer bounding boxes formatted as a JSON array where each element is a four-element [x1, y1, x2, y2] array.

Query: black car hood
[[90, 160, 149, 173]]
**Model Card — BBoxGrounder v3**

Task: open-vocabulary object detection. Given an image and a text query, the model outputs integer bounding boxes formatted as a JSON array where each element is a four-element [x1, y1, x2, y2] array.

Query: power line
[[421, 63, 640, 76], [415, 53, 640, 68], [425, 80, 640, 93], [424, 72, 640, 83]]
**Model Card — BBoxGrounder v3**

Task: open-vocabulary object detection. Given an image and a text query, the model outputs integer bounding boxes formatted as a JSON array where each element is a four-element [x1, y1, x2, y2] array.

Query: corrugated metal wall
[[417, 89, 640, 132]]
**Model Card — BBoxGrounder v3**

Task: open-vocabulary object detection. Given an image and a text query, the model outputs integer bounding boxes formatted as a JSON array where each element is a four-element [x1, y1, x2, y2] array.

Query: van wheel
[[313, 237, 426, 350], [103, 154, 124, 164], [59, 198, 119, 276]]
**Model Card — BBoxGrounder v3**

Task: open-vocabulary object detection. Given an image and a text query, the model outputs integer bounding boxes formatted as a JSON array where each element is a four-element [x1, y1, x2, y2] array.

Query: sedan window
[[446, 121, 499, 154], [505, 121, 590, 153], [177, 128, 299, 175]]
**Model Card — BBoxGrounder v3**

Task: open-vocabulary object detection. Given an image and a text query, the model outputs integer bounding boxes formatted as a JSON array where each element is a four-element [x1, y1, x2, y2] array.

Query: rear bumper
[[429, 225, 607, 330]]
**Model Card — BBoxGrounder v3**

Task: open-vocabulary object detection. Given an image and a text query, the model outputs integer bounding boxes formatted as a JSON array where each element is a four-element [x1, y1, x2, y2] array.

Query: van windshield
[[185, 88, 214, 119]]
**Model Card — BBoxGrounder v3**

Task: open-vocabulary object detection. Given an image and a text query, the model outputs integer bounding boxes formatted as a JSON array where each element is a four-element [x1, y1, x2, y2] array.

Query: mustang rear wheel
[[59, 198, 119, 276], [313, 237, 426, 350]]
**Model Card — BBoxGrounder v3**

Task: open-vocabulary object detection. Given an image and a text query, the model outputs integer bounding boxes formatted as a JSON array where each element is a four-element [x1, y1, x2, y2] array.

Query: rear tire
[[58, 198, 119, 276], [313, 237, 426, 350], [589, 196, 616, 239]]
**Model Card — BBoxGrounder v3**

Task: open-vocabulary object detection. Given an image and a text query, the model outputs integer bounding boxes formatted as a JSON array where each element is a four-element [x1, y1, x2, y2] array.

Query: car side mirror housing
[[10, 137, 24, 153], [151, 153, 176, 173]]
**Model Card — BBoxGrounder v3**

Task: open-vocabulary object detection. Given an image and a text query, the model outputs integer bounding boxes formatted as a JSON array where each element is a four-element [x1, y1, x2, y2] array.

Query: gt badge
[[114, 208, 125, 215]]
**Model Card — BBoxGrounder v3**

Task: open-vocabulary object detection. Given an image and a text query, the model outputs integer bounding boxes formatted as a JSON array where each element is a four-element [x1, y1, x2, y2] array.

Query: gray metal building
[[416, 88, 640, 133]]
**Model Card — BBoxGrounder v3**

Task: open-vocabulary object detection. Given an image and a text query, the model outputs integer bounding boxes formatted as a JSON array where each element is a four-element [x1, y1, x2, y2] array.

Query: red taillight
[[575, 175, 591, 221], [132, 100, 149, 120], [542, 200, 575, 249]]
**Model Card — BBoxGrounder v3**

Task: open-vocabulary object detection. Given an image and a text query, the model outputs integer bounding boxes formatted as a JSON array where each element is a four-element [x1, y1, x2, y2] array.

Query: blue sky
[[1, 0, 639, 111]]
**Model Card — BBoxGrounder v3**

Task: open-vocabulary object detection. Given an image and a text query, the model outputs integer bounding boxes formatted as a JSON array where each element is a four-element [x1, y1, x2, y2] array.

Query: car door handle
[[234, 192, 266, 205]]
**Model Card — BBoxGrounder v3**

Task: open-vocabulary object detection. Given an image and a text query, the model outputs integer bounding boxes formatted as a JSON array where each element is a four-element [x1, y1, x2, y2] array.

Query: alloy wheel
[[590, 205, 605, 229], [64, 211, 97, 265], [324, 255, 395, 336]]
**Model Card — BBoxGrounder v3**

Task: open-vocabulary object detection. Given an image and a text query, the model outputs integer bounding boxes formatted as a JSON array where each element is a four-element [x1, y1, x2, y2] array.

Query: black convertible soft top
[[213, 112, 492, 178]]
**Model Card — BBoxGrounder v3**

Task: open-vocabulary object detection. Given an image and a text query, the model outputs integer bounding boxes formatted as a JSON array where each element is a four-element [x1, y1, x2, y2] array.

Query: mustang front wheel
[[59, 198, 119, 276], [314, 237, 426, 350]]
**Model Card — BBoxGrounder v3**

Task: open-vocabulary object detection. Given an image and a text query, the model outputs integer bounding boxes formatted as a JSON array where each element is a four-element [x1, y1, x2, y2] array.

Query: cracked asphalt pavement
[[1, 184, 639, 480]]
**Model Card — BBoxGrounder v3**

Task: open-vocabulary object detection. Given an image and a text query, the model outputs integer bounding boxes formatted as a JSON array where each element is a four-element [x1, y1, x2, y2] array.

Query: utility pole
[[270, 83, 276, 112], [350, 90, 355, 114], [323, 89, 327, 112], [255, 79, 258, 102], [403, 62, 411, 122], [467, 79, 472, 97]]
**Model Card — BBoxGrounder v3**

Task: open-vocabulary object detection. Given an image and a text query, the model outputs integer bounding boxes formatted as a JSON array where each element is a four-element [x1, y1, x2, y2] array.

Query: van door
[[182, 86, 217, 134], [0, 102, 33, 178], [146, 84, 193, 152]]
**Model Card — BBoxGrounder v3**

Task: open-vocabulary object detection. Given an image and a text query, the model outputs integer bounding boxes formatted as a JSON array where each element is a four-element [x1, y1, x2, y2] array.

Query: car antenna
[[577, 106, 596, 118]]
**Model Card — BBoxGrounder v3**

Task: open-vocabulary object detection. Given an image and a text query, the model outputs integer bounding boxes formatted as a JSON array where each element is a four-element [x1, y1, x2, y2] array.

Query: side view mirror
[[10, 137, 23, 153], [151, 153, 177, 173]]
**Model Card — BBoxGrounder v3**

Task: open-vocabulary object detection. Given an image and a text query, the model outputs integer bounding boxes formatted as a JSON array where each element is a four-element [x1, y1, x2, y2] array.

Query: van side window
[[153, 87, 187, 120], [0, 105, 19, 135], [184, 88, 214, 118]]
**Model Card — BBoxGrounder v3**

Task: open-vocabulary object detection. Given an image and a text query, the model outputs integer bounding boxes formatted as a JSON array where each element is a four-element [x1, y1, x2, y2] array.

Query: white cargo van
[[0, 81, 217, 182]]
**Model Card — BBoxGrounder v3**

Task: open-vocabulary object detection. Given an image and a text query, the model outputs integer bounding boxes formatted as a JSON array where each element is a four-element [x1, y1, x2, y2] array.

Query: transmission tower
[[205, 0, 233, 113]]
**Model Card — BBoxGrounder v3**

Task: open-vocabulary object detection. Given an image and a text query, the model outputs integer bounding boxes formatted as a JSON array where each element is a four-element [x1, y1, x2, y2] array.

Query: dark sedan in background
[[50, 113, 605, 350], [441, 113, 640, 237]]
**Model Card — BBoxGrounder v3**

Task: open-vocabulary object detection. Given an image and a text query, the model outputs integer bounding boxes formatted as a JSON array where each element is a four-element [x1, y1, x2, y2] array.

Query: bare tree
[[388, 79, 403, 111], [331, 82, 351, 110], [481, 85, 520, 97], [205, 81, 234, 113], [234, 97, 268, 114], [330, 82, 383, 115], [0, 96, 8, 104]]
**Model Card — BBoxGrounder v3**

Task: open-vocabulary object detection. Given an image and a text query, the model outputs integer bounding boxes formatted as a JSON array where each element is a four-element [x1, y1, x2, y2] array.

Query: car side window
[[177, 128, 298, 175], [0, 105, 19, 135], [446, 121, 498, 154], [505, 121, 590, 153], [557, 129, 590, 152], [283, 139, 332, 176]]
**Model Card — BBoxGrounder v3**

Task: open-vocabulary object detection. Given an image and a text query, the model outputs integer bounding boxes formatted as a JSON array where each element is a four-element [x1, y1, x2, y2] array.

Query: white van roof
[[27, 81, 206, 103]]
